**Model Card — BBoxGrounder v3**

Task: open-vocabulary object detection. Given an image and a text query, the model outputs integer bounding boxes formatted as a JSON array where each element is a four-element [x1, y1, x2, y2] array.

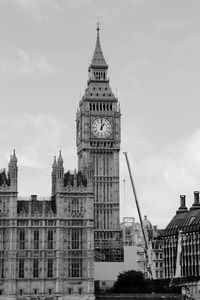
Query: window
[[0, 199, 5, 213], [33, 230, 39, 249], [48, 289, 52, 295], [0, 290, 3, 295], [33, 259, 39, 278], [34, 289, 38, 295], [19, 289, 23, 296], [47, 259, 53, 278], [68, 288, 72, 295], [72, 229, 82, 250], [72, 199, 79, 214], [0, 259, 4, 278], [160, 262, 163, 268], [160, 253, 162, 259], [19, 259, 24, 278], [188, 216, 195, 225], [19, 230, 25, 249], [69, 258, 82, 278], [79, 288, 82, 295], [47, 230, 53, 249]]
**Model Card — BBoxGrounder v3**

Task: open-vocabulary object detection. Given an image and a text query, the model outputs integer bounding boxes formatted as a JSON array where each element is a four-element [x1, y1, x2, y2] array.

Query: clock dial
[[91, 118, 112, 138]]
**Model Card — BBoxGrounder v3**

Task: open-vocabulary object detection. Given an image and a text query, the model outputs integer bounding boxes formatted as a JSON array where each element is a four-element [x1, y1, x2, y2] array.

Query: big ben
[[77, 24, 123, 262]]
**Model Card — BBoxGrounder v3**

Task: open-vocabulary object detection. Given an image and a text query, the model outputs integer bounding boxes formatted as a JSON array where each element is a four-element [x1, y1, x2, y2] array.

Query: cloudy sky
[[0, 0, 200, 228]]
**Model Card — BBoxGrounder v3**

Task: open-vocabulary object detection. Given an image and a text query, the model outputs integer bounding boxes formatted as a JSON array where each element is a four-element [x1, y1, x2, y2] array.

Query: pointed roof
[[8, 154, 13, 168], [57, 150, 63, 165], [12, 149, 17, 164], [89, 22, 108, 70], [52, 156, 57, 169]]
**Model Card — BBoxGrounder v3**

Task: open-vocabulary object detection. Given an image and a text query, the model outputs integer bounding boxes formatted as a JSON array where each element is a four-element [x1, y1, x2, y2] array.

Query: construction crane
[[123, 152, 154, 279]]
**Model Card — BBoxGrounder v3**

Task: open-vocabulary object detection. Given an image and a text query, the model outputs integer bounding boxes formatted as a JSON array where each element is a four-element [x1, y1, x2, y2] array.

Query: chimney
[[31, 195, 37, 201], [176, 195, 188, 214], [190, 191, 200, 210], [194, 191, 199, 204], [153, 225, 157, 238]]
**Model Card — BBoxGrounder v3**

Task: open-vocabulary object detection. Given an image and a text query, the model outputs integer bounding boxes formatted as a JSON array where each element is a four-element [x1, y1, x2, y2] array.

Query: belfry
[[77, 23, 123, 262]]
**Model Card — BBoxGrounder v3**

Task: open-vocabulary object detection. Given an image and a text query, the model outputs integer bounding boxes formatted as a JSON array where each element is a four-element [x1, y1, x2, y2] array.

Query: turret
[[8, 150, 18, 192], [51, 151, 64, 195], [57, 150, 64, 180], [51, 156, 57, 196]]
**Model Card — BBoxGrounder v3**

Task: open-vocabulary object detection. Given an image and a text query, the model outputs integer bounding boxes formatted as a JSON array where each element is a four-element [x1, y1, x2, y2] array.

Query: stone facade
[[0, 151, 94, 300], [0, 25, 123, 299], [76, 25, 123, 262]]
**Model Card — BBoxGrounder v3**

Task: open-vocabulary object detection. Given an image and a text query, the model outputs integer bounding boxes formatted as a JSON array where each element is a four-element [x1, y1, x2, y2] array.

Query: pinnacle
[[57, 150, 63, 165], [90, 24, 108, 69], [12, 149, 17, 164], [52, 156, 57, 168]]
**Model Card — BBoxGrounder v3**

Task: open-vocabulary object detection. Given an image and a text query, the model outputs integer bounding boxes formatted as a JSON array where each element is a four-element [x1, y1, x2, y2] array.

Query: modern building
[[0, 25, 123, 300]]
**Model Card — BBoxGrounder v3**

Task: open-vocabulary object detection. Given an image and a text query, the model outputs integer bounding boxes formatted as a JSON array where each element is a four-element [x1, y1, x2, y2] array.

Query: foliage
[[112, 271, 183, 294], [113, 270, 152, 293]]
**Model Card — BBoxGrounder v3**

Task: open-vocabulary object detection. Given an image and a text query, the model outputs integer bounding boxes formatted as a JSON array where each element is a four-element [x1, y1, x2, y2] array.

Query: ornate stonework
[[76, 26, 123, 262]]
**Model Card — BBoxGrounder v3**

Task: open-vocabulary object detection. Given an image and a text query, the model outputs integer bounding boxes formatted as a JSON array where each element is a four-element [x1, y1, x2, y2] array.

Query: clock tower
[[76, 24, 123, 261]]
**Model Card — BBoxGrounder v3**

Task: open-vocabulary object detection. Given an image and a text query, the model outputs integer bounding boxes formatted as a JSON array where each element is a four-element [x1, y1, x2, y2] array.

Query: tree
[[113, 270, 152, 293]]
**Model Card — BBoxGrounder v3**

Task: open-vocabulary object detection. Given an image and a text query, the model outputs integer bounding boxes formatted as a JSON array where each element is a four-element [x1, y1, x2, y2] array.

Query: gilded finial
[[96, 18, 101, 32]]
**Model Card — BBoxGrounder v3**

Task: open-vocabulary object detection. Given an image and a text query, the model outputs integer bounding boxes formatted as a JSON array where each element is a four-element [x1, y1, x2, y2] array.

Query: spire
[[52, 156, 57, 169], [57, 150, 63, 166], [8, 154, 13, 168], [89, 21, 108, 70], [12, 149, 17, 165]]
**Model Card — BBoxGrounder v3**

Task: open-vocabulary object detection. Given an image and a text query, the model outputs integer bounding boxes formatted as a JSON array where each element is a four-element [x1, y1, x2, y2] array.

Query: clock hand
[[100, 123, 105, 131], [100, 118, 102, 130]]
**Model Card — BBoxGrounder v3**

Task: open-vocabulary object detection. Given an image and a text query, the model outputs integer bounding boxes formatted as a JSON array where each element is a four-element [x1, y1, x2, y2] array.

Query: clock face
[[91, 118, 112, 138]]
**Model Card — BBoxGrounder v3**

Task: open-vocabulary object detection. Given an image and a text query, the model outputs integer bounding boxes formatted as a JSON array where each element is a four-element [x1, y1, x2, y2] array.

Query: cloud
[[0, 113, 77, 195], [9, 0, 141, 21], [0, 47, 54, 76], [9, 0, 94, 18], [156, 20, 184, 31], [172, 34, 200, 55], [64, 0, 93, 8], [10, 0, 61, 20], [0, 113, 67, 167], [120, 127, 200, 228]]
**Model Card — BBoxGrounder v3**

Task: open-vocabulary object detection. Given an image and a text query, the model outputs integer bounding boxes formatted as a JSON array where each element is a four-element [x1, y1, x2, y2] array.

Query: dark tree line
[[112, 270, 182, 294]]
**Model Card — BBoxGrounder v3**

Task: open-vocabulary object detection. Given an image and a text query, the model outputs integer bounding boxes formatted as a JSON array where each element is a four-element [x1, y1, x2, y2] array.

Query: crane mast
[[123, 152, 154, 279]]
